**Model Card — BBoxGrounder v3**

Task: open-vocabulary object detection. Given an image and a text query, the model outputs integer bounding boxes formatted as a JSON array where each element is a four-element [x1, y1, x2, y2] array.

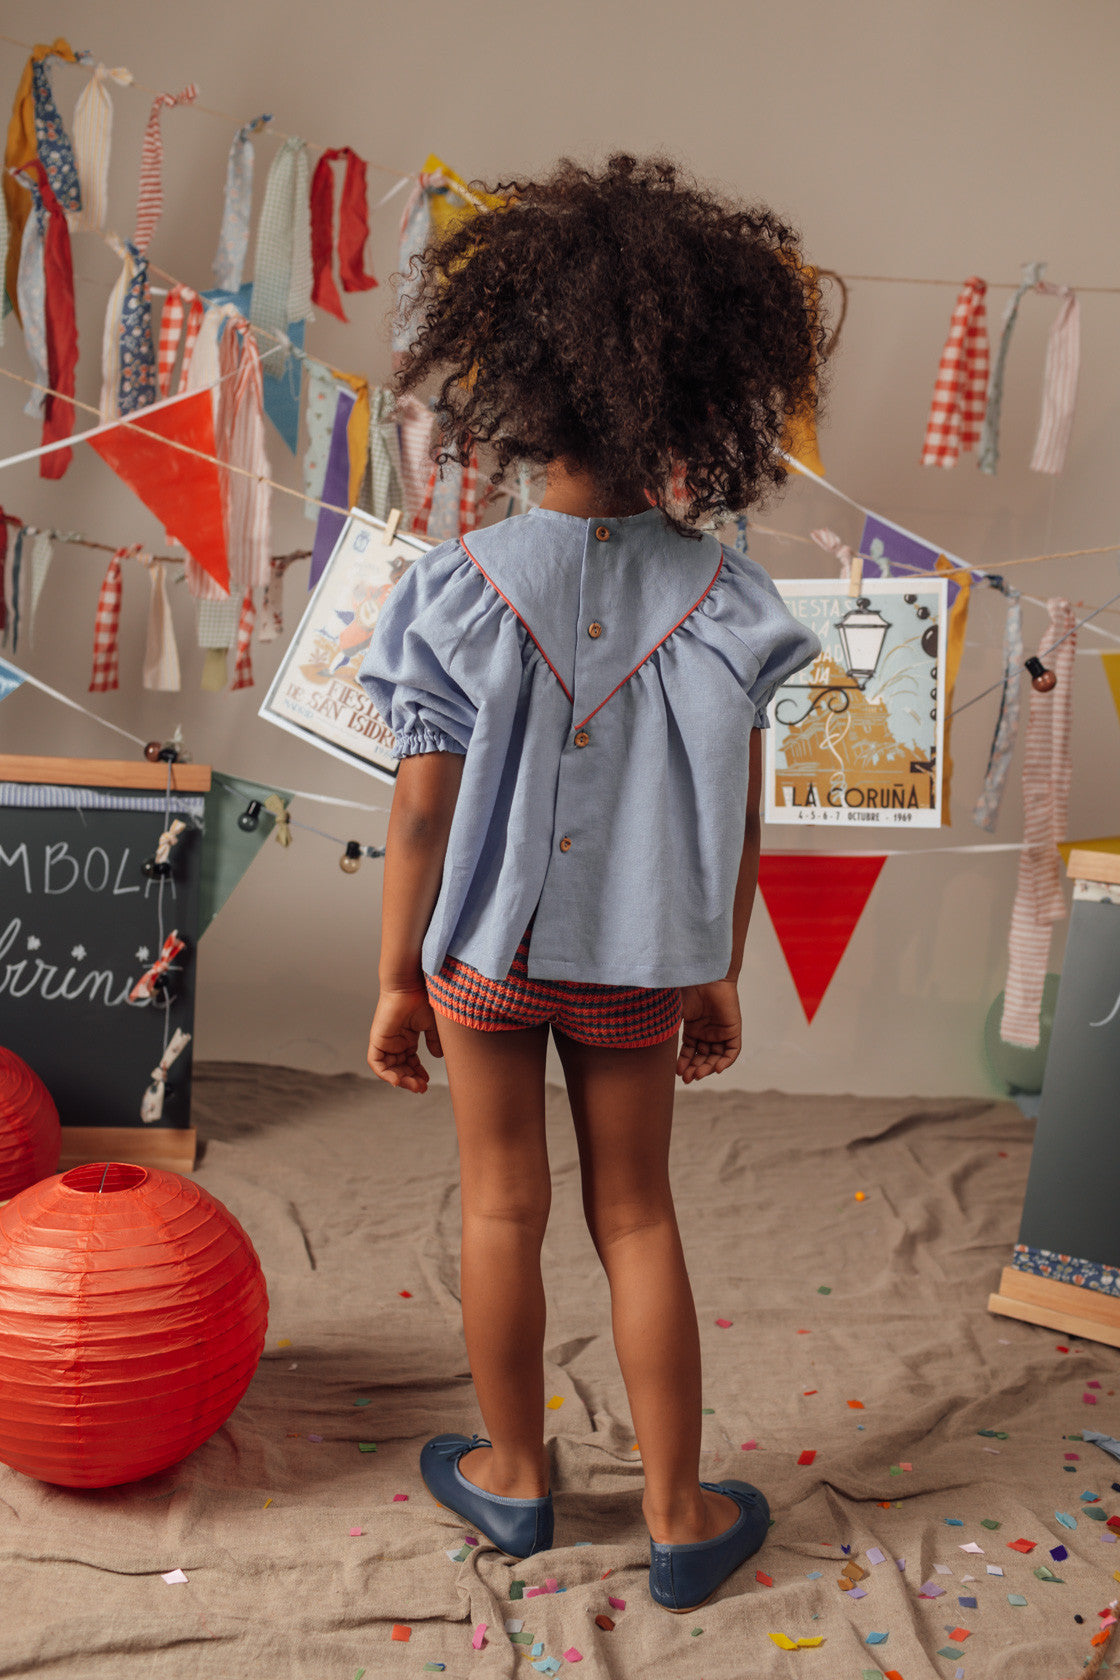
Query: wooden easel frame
[[0, 754, 211, 1176]]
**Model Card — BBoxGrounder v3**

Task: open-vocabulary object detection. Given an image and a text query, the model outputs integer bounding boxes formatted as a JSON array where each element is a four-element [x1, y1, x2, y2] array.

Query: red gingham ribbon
[[156, 283, 205, 397], [133, 85, 198, 254], [920, 277, 989, 467], [231, 587, 256, 690], [89, 547, 132, 691], [411, 446, 481, 539]]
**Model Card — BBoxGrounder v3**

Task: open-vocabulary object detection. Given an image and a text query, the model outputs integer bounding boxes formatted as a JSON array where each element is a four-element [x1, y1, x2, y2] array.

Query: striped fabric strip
[[89, 548, 127, 691], [212, 113, 271, 292], [177, 300, 230, 603], [395, 393, 436, 523], [972, 587, 1023, 832], [0, 782, 204, 815], [140, 553, 181, 691], [133, 84, 198, 255], [250, 136, 311, 363], [978, 261, 1046, 476], [156, 283, 204, 397], [367, 384, 405, 521], [998, 598, 1077, 1047], [68, 63, 133, 233], [411, 461, 439, 537], [231, 588, 256, 689], [0, 188, 8, 345], [215, 314, 271, 588], [920, 277, 989, 467], [1029, 283, 1080, 475], [459, 449, 481, 534]]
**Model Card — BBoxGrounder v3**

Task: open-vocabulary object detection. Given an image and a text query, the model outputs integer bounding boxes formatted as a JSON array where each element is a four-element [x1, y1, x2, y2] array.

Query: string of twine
[[0, 510, 310, 570]]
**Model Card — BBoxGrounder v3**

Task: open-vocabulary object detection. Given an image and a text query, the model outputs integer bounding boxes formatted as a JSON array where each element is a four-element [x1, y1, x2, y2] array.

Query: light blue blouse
[[358, 506, 820, 987]]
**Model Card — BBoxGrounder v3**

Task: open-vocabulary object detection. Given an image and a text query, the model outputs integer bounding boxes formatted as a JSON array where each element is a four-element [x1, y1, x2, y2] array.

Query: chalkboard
[[1018, 880, 1120, 1272], [0, 798, 201, 1131]]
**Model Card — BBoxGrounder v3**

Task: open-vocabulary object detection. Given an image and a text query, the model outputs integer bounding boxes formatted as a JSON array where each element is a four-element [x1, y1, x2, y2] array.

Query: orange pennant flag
[[757, 854, 886, 1024], [88, 392, 230, 592]]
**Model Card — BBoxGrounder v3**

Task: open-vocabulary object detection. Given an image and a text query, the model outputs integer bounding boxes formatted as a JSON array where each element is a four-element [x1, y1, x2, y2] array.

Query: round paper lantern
[[982, 973, 1062, 1095], [0, 1047, 61, 1203], [0, 1162, 269, 1487]]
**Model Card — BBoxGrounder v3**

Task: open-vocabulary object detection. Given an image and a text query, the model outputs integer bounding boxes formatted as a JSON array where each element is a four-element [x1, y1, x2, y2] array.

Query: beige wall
[[2, 1, 1118, 1097]]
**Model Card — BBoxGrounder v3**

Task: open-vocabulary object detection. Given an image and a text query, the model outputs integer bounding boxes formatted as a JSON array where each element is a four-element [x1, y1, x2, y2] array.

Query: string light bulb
[[238, 800, 262, 833], [339, 841, 363, 875], [1024, 655, 1057, 692]]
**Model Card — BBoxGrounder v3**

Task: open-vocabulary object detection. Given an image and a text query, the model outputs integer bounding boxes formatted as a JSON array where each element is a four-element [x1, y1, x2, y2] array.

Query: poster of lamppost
[[763, 577, 949, 827]]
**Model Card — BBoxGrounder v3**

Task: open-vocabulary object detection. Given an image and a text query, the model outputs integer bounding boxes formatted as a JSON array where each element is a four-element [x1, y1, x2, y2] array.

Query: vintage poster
[[763, 577, 948, 827], [259, 510, 430, 784]]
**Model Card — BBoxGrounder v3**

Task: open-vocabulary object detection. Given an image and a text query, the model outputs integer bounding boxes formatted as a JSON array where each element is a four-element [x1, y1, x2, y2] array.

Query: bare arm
[[723, 726, 763, 983], [378, 752, 465, 989]]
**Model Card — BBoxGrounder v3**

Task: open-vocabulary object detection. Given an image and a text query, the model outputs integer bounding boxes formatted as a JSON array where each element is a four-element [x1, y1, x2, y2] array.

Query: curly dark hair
[[391, 153, 829, 536]]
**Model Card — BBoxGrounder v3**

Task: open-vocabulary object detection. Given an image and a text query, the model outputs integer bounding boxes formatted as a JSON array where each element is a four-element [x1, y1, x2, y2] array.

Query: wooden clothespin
[[382, 507, 402, 544], [848, 550, 864, 597]]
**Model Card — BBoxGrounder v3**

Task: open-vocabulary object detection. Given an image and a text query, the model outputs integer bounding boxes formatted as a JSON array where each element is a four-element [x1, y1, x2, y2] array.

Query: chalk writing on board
[[1, 839, 179, 899]]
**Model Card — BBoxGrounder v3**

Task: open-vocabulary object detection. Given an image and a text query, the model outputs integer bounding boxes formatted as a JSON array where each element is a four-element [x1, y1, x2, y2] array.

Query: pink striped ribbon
[[133, 84, 198, 254], [998, 598, 1077, 1047], [215, 313, 271, 590], [1029, 284, 1080, 475]]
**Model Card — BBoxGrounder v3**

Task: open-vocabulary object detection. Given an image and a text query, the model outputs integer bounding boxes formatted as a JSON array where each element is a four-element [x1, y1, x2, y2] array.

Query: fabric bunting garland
[[231, 589, 256, 689], [98, 240, 132, 421], [212, 114, 272, 292], [397, 393, 437, 525], [972, 587, 1024, 832], [156, 284, 205, 397], [259, 553, 299, 642], [756, 855, 887, 1024], [88, 391, 230, 592], [250, 136, 312, 365], [89, 547, 128, 691], [308, 385, 355, 585], [215, 311, 272, 592], [204, 280, 305, 453], [116, 242, 156, 415], [140, 553, 181, 691], [14, 161, 77, 477], [921, 277, 989, 467], [68, 62, 133, 233], [30, 52, 82, 214], [977, 260, 1046, 476], [3, 37, 83, 315], [1029, 283, 1080, 475], [310, 148, 378, 320], [411, 448, 482, 542], [998, 598, 1077, 1047], [368, 384, 406, 521], [133, 84, 198, 254]]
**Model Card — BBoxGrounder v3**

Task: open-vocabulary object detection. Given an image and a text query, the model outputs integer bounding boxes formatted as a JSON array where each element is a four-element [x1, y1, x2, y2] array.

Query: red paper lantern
[[0, 1047, 61, 1202], [0, 1162, 269, 1487]]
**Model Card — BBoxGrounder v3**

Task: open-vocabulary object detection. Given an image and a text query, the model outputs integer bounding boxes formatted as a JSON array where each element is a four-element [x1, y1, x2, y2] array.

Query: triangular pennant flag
[[1101, 652, 1120, 729], [199, 773, 294, 934], [309, 385, 355, 587], [757, 854, 886, 1023], [87, 390, 230, 592], [0, 655, 24, 703]]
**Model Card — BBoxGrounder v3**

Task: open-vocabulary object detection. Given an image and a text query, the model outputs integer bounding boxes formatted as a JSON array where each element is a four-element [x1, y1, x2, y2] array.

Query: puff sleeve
[[736, 555, 822, 728], [357, 542, 479, 757]]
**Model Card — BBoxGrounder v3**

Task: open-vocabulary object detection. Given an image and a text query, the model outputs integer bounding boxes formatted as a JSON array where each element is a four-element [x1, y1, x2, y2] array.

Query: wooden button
[[574, 731, 589, 747], [588, 621, 603, 637], [595, 525, 610, 541], [559, 836, 572, 852]]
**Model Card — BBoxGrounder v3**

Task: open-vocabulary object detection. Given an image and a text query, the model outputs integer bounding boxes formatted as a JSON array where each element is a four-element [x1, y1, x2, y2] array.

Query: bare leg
[[552, 1025, 741, 1543], [434, 1011, 553, 1498]]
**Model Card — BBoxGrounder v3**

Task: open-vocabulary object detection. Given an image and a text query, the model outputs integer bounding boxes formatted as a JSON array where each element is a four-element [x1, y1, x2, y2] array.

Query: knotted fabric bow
[[310, 148, 378, 321], [2, 37, 82, 312], [133, 84, 198, 254], [263, 792, 291, 846], [1029, 283, 1080, 475], [154, 818, 187, 867], [129, 930, 187, 1004], [212, 113, 272, 291], [978, 260, 1046, 475], [140, 1027, 192, 1122], [69, 62, 133, 233], [89, 546, 133, 691], [998, 598, 1077, 1048], [920, 277, 989, 466], [430, 1433, 489, 1460]]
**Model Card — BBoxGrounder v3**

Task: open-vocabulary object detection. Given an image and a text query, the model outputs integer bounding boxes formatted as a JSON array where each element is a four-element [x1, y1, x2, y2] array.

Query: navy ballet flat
[[419, 1433, 554, 1559], [647, 1480, 771, 1612]]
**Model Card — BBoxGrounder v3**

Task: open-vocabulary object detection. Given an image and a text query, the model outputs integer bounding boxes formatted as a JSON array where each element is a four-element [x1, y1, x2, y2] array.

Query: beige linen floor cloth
[[1, 1063, 1117, 1679]]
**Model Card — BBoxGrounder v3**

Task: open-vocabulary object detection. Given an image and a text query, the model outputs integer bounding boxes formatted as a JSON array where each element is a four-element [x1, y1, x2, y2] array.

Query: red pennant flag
[[757, 854, 886, 1024], [88, 391, 230, 592]]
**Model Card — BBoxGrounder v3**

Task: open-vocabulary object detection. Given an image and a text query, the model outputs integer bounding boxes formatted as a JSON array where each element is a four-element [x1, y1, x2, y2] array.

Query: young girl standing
[[359, 154, 823, 1614]]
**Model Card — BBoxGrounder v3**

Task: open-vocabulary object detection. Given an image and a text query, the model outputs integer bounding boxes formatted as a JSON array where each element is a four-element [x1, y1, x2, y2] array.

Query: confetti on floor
[[797, 1450, 817, 1466], [390, 1624, 410, 1641]]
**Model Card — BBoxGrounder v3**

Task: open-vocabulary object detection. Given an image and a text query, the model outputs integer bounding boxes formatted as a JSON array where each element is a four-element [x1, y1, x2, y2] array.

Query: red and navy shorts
[[425, 915, 683, 1050]]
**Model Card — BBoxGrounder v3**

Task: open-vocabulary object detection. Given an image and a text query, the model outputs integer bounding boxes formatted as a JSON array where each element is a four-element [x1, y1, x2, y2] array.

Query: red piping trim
[[459, 534, 724, 728]]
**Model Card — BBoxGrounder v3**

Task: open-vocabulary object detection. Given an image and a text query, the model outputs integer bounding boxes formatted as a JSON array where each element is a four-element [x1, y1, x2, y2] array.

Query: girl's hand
[[677, 981, 742, 1083], [367, 985, 444, 1093]]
